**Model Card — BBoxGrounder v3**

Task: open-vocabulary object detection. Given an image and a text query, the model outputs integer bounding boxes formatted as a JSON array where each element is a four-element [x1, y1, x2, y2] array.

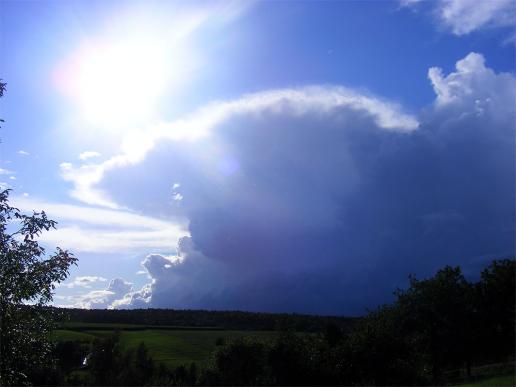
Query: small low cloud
[[60, 275, 107, 289], [401, 0, 516, 38], [79, 151, 101, 161], [0, 168, 13, 175], [59, 162, 72, 171], [70, 278, 133, 309], [17, 150, 30, 156]]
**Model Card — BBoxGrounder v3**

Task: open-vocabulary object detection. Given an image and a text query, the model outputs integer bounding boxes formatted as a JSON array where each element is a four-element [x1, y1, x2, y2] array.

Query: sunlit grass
[[53, 324, 278, 368]]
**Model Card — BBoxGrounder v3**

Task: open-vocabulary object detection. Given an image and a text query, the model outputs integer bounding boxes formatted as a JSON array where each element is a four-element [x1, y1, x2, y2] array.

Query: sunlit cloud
[[12, 196, 188, 253], [64, 278, 133, 309], [401, 0, 516, 38], [60, 86, 419, 208], [0, 167, 13, 175], [79, 151, 101, 161], [60, 275, 107, 289]]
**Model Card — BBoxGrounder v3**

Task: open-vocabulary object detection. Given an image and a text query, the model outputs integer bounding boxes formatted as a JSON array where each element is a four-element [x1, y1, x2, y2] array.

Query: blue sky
[[0, 0, 514, 314]]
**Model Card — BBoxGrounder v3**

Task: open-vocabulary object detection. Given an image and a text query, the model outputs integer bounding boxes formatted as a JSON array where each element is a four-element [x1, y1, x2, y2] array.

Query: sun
[[55, 38, 170, 129]]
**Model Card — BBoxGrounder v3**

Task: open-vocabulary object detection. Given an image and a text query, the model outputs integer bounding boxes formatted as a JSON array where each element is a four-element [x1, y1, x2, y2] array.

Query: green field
[[53, 323, 278, 368], [457, 374, 516, 386]]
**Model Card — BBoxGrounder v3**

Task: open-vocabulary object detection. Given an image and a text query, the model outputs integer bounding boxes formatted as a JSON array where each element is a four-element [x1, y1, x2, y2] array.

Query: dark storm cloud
[[110, 53, 514, 315]]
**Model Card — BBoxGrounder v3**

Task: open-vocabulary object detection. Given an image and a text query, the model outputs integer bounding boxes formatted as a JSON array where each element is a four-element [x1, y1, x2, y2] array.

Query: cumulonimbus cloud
[[93, 52, 515, 315]]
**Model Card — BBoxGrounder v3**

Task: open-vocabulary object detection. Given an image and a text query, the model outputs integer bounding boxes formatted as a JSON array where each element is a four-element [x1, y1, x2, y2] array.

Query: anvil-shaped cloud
[[63, 52, 515, 314]]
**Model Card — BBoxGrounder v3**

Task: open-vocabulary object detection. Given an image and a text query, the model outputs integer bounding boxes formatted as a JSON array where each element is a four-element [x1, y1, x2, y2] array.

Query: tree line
[[59, 307, 358, 333]]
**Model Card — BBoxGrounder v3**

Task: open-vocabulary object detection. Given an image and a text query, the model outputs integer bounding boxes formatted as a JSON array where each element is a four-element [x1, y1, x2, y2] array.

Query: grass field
[[457, 373, 516, 386], [52, 323, 278, 368]]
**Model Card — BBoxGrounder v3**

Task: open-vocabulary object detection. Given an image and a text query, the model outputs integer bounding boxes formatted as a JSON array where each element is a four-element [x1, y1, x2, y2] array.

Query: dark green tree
[[475, 259, 515, 361], [203, 337, 270, 386], [0, 189, 77, 385], [135, 342, 155, 385], [87, 333, 122, 385], [268, 331, 321, 385], [393, 266, 476, 381], [343, 305, 427, 386]]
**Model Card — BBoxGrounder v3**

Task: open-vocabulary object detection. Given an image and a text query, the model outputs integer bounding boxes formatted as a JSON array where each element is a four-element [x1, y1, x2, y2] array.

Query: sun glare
[[55, 38, 171, 129]]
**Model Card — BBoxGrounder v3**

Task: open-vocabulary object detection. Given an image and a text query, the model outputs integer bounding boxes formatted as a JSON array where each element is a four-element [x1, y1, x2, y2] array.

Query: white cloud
[[17, 150, 30, 156], [59, 162, 72, 171], [12, 196, 188, 253], [0, 168, 13, 175], [61, 275, 107, 288], [71, 278, 133, 309], [428, 52, 516, 116], [79, 151, 101, 161], [60, 86, 418, 208], [439, 0, 516, 35], [402, 0, 516, 37]]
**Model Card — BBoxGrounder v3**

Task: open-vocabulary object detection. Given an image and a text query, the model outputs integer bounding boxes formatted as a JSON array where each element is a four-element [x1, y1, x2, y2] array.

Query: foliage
[[203, 336, 271, 385], [0, 189, 77, 385], [342, 305, 429, 385], [475, 259, 515, 361], [393, 266, 477, 381], [343, 260, 515, 385]]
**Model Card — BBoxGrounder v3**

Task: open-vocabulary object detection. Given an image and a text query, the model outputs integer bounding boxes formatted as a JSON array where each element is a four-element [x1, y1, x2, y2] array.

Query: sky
[[0, 0, 514, 315]]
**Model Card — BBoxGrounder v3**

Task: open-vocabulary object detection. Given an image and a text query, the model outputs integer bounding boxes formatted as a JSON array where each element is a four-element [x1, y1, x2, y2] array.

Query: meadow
[[457, 374, 515, 387], [53, 323, 279, 367]]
